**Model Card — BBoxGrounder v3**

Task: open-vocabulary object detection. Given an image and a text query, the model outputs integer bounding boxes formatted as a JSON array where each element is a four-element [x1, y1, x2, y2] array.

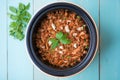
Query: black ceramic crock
[[26, 2, 99, 77]]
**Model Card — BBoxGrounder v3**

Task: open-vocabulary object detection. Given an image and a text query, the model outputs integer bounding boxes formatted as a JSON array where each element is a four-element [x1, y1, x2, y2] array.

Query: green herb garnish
[[56, 32, 63, 40], [85, 45, 89, 50], [77, 16, 81, 20], [49, 38, 59, 49], [63, 17, 66, 20], [56, 32, 71, 44], [8, 3, 31, 40], [84, 39, 86, 42], [49, 32, 71, 49], [67, 56, 71, 58]]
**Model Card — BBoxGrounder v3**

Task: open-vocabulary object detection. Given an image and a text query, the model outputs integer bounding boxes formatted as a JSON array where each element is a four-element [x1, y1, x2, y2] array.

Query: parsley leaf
[[9, 6, 17, 13], [49, 38, 59, 49], [56, 32, 63, 40], [60, 38, 71, 44], [57, 32, 71, 44], [49, 32, 71, 49], [19, 3, 25, 10], [8, 3, 31, 40], [10, 14, 18, 20], [10, 22, 17, 28], [25, 3, 30, 10]]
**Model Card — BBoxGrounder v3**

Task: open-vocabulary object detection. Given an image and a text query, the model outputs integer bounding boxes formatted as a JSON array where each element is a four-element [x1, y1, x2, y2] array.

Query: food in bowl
[[26, 2, 98, 76], [35, 9, 90, 69]]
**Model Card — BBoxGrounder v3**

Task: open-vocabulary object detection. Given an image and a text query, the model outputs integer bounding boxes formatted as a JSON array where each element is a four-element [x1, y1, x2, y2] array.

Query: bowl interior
[[32, 8, 89, 70], [26, 2, 97, 77]]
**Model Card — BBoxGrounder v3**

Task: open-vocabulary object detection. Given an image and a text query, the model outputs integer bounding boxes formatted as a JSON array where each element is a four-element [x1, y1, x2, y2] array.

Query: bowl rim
[[25, 1, 99, 77]]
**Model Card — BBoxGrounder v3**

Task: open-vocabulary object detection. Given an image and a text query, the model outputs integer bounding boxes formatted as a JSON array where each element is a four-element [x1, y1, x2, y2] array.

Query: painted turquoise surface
[[0, 0, 7, 80], [0, 0, 120, 80], [100, 0, 120, 80], [7, 0, 33, 80]]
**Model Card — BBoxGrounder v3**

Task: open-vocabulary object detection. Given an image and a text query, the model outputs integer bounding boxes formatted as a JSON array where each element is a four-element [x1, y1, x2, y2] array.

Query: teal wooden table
[[0, 0, 120, 80]]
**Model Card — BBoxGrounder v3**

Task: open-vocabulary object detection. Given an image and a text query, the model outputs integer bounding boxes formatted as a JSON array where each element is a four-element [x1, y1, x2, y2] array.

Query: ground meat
[[35, 9, 90, 69]]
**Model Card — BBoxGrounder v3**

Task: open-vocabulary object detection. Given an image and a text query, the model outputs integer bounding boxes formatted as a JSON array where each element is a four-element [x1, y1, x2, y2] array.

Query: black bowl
[[26, 2, 98, 77]]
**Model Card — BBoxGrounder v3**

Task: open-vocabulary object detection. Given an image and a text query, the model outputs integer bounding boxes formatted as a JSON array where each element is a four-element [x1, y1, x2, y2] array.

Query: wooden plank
[[100, 0, 120, 80], [59, 0, 99, 80], [33, 0, 58, 80], [0, 0, 7, 80], [7, 0, 33, 80]]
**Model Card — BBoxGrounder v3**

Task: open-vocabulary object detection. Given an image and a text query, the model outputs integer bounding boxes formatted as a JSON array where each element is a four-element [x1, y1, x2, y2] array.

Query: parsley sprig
[[8, 3, 31, 40], [49, 32, 71, 49]]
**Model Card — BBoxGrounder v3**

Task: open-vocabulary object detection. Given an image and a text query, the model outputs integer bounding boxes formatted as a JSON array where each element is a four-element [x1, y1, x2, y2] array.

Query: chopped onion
[[41, 46, 45, 48], [48, 40, 52, 45], [59, 19, 62, 22], [65, 25, 70, 33], [51, 23, 56, 30], [73, 43, 77, 48], [64, 61, 68, 63], [73, 33, 77, 37], [59, 46, 63, 49], [83, 24, 86, 27], [77, 27, 83, 31], [59, 51, 63, 54]]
